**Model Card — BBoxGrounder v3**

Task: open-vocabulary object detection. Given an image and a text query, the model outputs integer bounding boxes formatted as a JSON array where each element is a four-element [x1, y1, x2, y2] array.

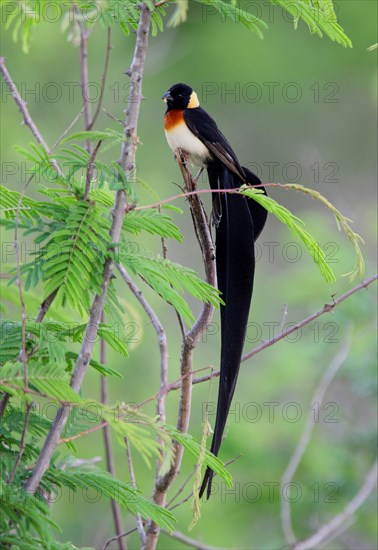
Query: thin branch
[[84, 140, 102, 200], [168, 455, 241, 513], [144, 150, 216, 549], [14, 185, 29, 390], [0, 57, 61, 175], [103, 108, 126, 127], [166, 465, 196, 508], [74, 2, 92, 150], [187, 274, 378, 388], [88, 27, 112, 130], [292, 460, 377, 550], [35, 289, 60, 323], [100, 312, 125, 550], [49, 106, 85, 152], [58, 421, 107, 443], [7, 402, 32, 485], [24, 1, 153, 496], [281, 339, 351, 545], [125, 438, 146, 546], [161, 529, 224, 550], [116, 263, 168, 426], [49, 274, 378, 449], [103, 527, 138, 550]]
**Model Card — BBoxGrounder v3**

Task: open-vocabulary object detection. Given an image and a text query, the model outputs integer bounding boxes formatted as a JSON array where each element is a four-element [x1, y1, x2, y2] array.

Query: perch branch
[[144, 151, 216, 549]]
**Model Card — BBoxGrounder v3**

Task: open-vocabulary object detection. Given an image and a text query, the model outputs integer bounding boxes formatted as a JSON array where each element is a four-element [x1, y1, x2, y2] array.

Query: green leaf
[[124, 209, 183, 241], [194, 0, 268, 38], [273, 0, 352, 47], [240, 187, 336, 282], [118, 249, 223, 325], [0, 362, 81, 404], [166, 426, 233, 487], [61, 129, 123, 145], [46, 467, 176, 532]]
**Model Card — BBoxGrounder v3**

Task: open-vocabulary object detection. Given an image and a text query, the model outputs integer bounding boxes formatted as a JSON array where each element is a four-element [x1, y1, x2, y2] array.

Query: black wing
[[184, 107, 246, 181]]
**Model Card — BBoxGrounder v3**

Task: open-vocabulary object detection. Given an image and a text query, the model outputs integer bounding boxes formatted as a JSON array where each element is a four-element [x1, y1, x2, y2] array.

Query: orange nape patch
[[164, 109, 185, 131]]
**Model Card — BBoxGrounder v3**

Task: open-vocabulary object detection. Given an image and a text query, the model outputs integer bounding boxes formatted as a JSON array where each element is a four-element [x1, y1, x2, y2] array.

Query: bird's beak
[[162, 91, 173, 102]]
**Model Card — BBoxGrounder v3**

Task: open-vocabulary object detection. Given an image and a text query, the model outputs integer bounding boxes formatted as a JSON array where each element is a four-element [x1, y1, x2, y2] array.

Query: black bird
[[162, 83, 268, 499]]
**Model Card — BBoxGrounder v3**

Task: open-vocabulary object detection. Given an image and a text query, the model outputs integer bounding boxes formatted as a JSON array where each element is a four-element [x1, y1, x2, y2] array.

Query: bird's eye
[[177, 93, 183, 97]]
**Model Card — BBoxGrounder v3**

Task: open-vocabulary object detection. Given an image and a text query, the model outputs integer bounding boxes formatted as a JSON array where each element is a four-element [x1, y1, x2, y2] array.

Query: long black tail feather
[[199, 165, 267, 499]]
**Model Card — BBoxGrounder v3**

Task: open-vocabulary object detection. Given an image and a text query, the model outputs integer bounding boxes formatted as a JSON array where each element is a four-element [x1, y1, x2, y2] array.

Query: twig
[[117, 264, 168, 425], [187, 274, 378, 388], [24, 1, 153, 496], [59, 421, 107, 443], [35, 289, 60, 323], [74, 2, 92, 150], [88, 27, 112, 130], [166, 465, 196, 508], [292, 460, 377, 550], [168, 455, 241, 513], [0, 57, 61, 175], [144, 151, 216, 549], [50, 106, 85, 152], [125, 438, 146, 546], [53, 275, 377, 448], [102, 527, 138, 550], [100, 312, 125, 550], [281, 339, 351, 545], [103, 108, 126, 127], [14, 185, 29, 390], [84, 140, 102, 200], [117, 262, 169, 531], [7, 402, 32, 485], [279, 303, 288, 334], [161, 529, 225, 550]]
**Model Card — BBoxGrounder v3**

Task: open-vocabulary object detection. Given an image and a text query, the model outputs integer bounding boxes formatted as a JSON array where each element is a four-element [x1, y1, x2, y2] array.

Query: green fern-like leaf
[[118, 249, 222, 325], [45, 467, 176, 532], [0, 361, 81, 403], [124, 208, 183, 241], [273, 0, 352, 47], [0, 184, 41, 221], [166, 426, 233, 487], [240, 187, 336, 282], [41, 201, 110, 315], [194, 0, 268, 38]]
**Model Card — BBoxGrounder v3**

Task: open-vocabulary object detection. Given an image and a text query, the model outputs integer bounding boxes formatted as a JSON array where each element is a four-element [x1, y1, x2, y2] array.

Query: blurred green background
[[1, 1, 377, 548]]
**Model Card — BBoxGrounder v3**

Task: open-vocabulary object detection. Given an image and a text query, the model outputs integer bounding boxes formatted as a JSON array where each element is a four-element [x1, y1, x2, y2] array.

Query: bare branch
[[100, 313, 125, 550], [281, 339, 351, 545], [84, 140, 102, 200], [292, 460, 377, 550], [24, 1, 153, 496], [187, 274, 378, 388], [116, 264, 168, 425], [161, 529, 224, 550], [7, 402, 32, 485], [73, 2, 92, 149], [125, 438, 146, 546], [50, 106, 85, 152], [88, 27, 112, 130], [0, 57, 61, 175]]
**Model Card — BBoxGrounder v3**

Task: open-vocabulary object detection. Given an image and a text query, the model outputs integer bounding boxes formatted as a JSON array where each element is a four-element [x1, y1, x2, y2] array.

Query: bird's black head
[[162, 83, 200, 111]]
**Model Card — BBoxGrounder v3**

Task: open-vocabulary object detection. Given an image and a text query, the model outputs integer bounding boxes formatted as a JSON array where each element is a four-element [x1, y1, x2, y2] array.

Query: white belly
[[165, 123, 210, 167]]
